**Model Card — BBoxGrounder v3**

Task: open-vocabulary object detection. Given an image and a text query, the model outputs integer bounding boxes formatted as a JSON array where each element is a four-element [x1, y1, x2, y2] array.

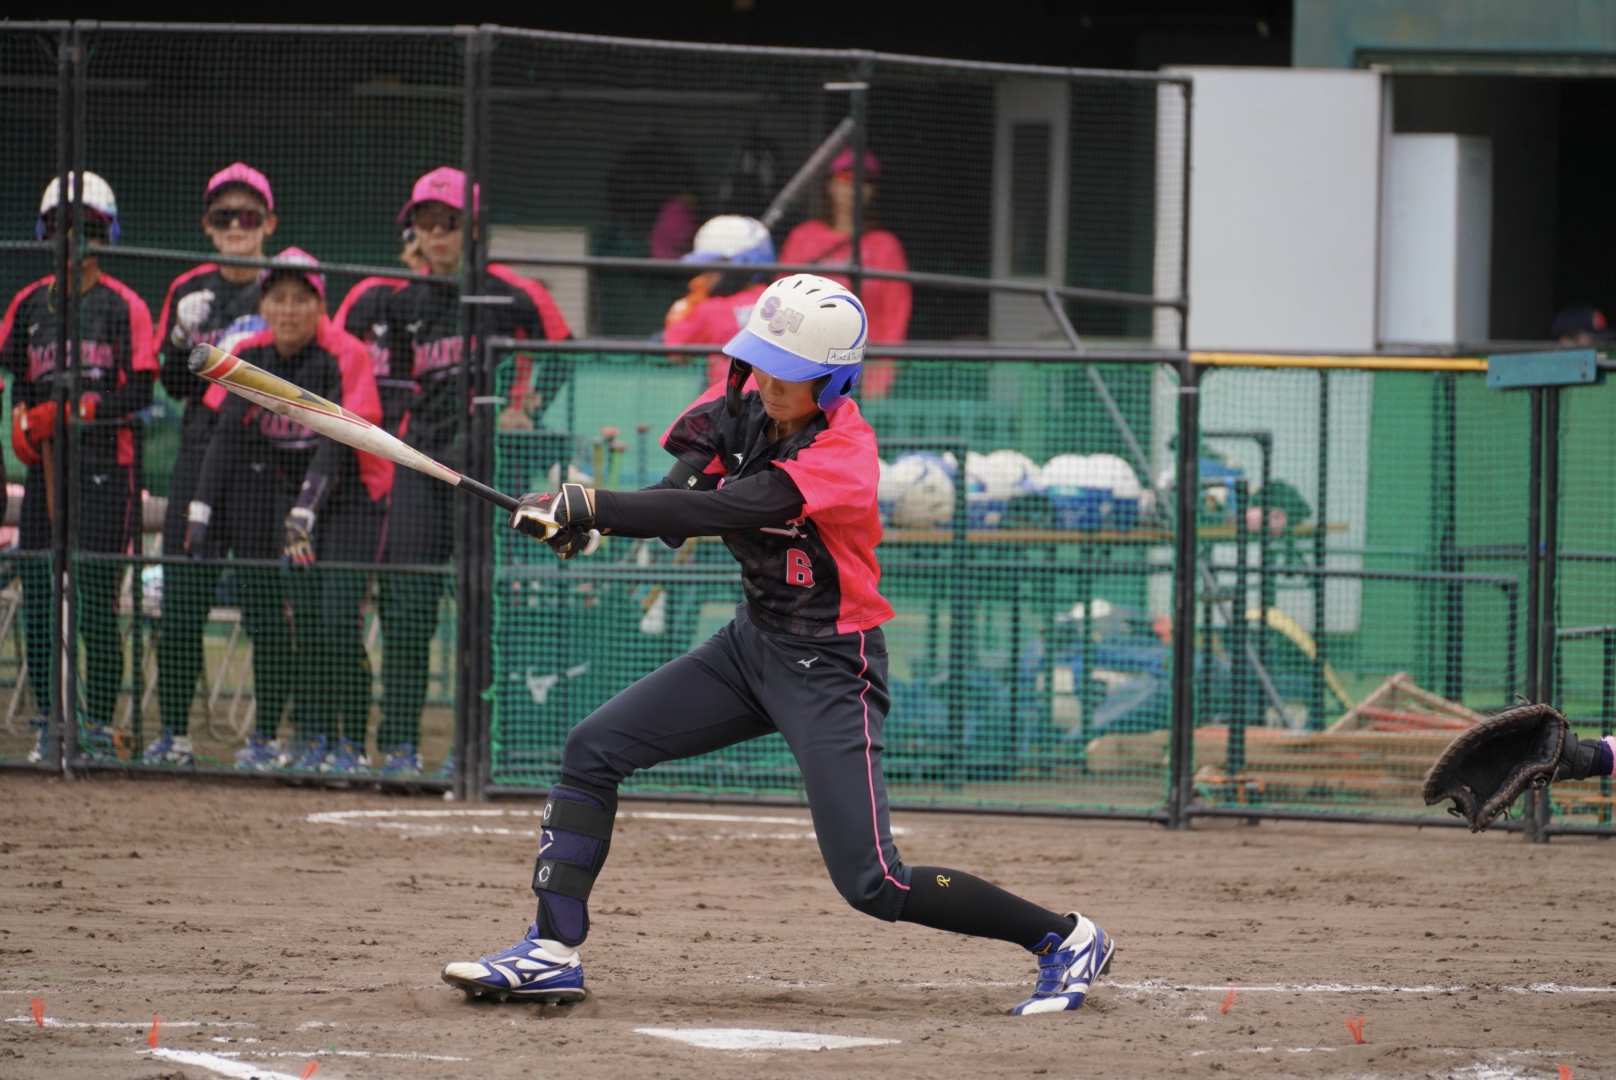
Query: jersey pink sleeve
[[334, 277, 400, 333], [0, 278, 48, 359], [321, 319, 383, 425], [773, 404, 880, 525], [98, 275, 157, 372], [488, 264, 571, 341]]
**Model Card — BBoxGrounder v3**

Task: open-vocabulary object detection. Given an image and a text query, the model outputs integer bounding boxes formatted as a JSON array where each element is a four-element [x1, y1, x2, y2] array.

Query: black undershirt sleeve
[[191, 396, 248, 510], [591, 468, 804, 539], [93, 369, 153, 421]]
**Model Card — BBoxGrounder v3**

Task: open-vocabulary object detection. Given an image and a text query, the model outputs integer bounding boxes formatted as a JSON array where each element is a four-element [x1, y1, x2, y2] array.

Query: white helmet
[[722, 273, 866, 412], [37, 171, 120, 243], [683, 215, 774, 265]]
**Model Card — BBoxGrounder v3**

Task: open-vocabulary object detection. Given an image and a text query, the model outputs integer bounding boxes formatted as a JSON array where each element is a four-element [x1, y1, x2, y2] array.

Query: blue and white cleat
[[1010, 913, 1115, 1015], [143, 729, 195, 767], [441, 924, 586, 1004], [380, 743, 422, 776], [321, 739, 370, 774], [234, 735, 281, 771], [282, 735, 330, 772]]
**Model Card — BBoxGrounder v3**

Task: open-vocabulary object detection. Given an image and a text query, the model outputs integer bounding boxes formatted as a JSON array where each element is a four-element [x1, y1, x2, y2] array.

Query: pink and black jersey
[[0, 272, 156, 467], [594, 385, 892, 637], [385, 264, 571, 452], [152, 264, 264, 433], [334, 275, 413, 437], [195, 319, 383, 510]]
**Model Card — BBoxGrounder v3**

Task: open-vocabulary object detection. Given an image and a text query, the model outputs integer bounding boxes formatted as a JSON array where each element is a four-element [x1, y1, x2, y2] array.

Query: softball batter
[[442, 274, 1113, 1016]]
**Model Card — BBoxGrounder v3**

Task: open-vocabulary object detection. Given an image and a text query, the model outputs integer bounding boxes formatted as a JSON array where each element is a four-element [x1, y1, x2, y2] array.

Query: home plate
[[635, 1027, 899, 1051]]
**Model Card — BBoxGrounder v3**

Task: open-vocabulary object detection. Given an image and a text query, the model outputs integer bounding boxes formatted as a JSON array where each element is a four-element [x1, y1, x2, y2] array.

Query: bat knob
[[187, 344, 213, 375]]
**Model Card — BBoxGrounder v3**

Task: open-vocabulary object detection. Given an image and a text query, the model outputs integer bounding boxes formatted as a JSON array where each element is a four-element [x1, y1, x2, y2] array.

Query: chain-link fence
[[0, 22, 1605, 838]]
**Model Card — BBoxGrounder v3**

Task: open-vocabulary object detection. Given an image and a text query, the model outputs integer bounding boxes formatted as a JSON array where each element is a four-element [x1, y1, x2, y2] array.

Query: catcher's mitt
[[1422, 703, 1569, 831]]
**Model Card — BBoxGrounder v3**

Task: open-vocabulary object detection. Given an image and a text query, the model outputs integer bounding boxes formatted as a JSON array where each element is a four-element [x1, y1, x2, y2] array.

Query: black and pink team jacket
[[332, 276, 413, 437], [592, 383, 894, 639], [0, 273, 156, 468], [152, 264, 263, 439], [195, 320, 389, 507], [383, 265, 571, 452]]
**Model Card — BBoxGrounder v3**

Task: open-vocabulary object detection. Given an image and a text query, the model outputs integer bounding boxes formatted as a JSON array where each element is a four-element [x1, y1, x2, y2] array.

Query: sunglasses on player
[[206, 207, 267, 230], [39, 212, 112, 242], [411, 209, 462, 234]]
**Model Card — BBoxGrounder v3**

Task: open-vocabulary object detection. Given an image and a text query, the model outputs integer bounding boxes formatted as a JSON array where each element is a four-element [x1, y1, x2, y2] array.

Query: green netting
[[1182, 367, 1533, 818], [488, 352, 1177, 813], [0, 26, 465, 771]]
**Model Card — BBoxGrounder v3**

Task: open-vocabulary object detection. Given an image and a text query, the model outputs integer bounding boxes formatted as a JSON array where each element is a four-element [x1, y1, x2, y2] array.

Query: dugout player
[[332, 229, 426, 442], [441, 275, 1113, 1016], [777, 148, 910, 398], [148, 163, 279, 766], [662, 214, 774, 388], [185, 250, 384, 771], [376, 166, 571, 775], [1, 172, 155, 760]]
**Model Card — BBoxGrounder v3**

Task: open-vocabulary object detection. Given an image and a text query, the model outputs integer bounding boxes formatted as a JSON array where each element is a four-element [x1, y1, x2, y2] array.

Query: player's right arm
[[184, 382, 250, 553], [153, 266, 218, 402]]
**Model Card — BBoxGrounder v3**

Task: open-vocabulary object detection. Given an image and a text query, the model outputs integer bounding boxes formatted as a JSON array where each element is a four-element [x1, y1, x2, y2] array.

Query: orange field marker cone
[[29, 999, 44, 1028], [1220, 987, 1237, 1014], [1343, 1016, 1365, 1044], [301, 1061, 320, 1079], [1559, 1065, 1572, 1080], [148, 1016, 159, 1049]]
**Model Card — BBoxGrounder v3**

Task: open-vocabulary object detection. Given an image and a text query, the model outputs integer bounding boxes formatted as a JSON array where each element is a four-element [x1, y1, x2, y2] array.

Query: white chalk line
[[636, 1026, 899, 1052], [900, 980, 1616, 996], [147, 1048, 304, 1080], [306, 807, 906, 839], [7, 1015, 253, 1029]]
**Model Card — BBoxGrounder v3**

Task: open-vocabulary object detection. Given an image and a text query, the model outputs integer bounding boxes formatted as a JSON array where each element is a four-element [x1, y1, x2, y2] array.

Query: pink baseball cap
[[257, 246, 325, 301], [397, 166, 479, 226], [829, 147, 881, 180], [204, 162, 274, 212]]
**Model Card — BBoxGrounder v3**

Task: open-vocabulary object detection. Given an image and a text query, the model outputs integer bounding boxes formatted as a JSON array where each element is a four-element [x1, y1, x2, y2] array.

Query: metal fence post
[[1522, 388, 1543, 841], [453, 25, 494, 802], [1534, 386, 1561, 841], [49, 24, 82, 774], [1166, 359, 1199, 828]]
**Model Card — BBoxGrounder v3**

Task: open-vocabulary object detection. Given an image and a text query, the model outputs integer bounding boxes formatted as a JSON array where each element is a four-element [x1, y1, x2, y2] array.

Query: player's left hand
[[546, 525, 601, 560], [510, 483, 595, 541], [282, 507, 316, 569]]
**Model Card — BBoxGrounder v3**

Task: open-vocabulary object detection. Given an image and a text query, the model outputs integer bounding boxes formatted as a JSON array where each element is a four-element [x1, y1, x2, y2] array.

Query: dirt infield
[[2, 773, 1612, 1079]]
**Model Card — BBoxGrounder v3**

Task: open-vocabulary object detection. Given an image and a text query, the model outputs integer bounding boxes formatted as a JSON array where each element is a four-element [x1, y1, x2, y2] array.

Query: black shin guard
[[532, 783, 617, 946]]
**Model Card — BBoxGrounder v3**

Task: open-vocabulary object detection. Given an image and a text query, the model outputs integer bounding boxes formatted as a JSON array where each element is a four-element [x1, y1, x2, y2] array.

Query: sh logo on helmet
[[758, 295, 805, 337]]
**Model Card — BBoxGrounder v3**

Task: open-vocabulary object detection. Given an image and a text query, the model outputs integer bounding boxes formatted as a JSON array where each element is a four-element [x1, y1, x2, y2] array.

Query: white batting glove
[[172, 289, 216, 348]]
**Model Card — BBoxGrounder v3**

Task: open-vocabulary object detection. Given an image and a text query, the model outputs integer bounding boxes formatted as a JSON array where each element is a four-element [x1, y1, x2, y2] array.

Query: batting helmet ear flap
[[725, 358, 753, 417]]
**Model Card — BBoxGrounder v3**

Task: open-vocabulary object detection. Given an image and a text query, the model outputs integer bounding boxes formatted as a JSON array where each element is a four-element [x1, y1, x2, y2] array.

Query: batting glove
[[282, 507, 316, 570], [172, 289, 215, 348], [510, 482, 595, 541]]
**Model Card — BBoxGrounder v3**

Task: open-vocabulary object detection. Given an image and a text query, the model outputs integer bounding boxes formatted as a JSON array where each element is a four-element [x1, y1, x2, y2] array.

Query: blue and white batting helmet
[[36, 171, 121, 244], [683, 215, 774, 266], [722, 273, 866, 412]]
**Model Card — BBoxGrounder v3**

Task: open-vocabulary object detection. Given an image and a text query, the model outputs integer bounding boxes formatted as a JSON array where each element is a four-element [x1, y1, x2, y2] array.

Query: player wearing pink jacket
[[662, 215, 775, 388], [777, 148, 910, 398]]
